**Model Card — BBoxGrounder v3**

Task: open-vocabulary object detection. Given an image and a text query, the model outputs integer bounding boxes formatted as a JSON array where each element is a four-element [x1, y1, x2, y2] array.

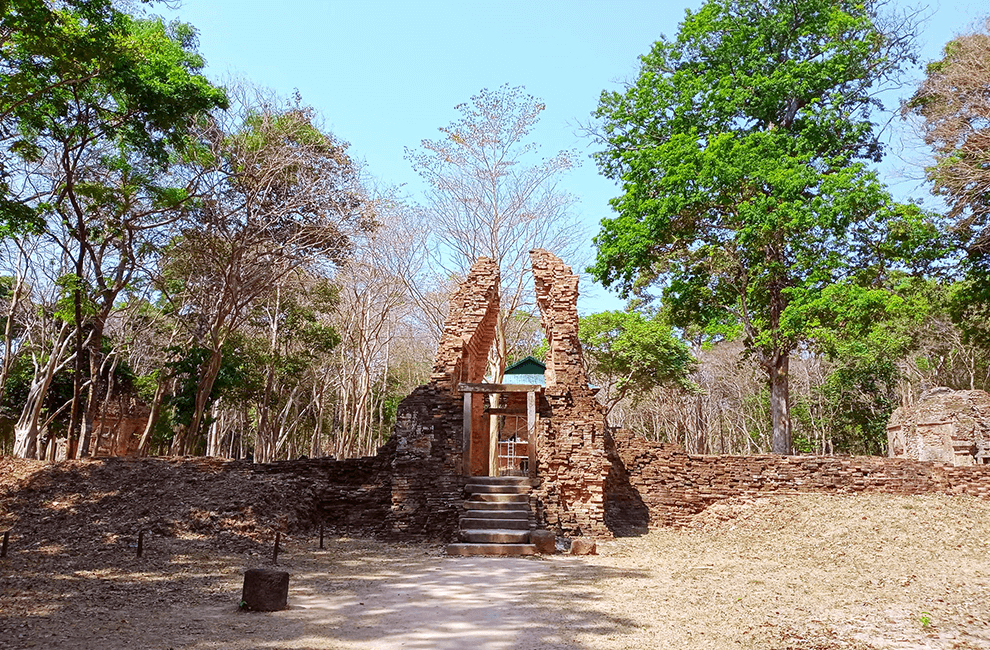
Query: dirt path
[[228, 554, 602, 650], [2, 493, 989, 650]]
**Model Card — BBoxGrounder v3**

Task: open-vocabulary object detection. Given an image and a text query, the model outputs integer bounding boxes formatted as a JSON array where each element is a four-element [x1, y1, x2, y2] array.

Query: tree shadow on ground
[[189, 539, 651, 650], [1, 536, 650, 650]]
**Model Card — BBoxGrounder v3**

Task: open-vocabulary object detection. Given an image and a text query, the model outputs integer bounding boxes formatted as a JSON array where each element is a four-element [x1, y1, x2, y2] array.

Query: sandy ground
[[2, 493, 989, 650]]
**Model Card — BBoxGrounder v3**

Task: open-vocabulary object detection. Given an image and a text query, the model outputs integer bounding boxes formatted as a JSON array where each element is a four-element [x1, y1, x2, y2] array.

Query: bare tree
[[158, 87, 373, 455], [406, 85, 584, 382], [904, 18, 990, 250]]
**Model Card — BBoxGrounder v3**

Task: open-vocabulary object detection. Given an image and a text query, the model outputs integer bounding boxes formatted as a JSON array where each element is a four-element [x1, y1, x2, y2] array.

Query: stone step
[[445, 543, 537, 557], [460, 517, 530, 530], [465, 483, 531, 494], [465, 476, 540, 487], [462, 500, 530, 511], [463, 509, 529, 520], [461, 529, 531, 544], [467, 493, 529, 503]]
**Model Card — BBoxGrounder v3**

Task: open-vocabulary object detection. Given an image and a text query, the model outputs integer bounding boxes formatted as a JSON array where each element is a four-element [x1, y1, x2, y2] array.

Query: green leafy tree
[[157, 89, 371, 455], [590, 0, 927, 453], [579, 310, 694, 417], [2, 1, 227, 458]]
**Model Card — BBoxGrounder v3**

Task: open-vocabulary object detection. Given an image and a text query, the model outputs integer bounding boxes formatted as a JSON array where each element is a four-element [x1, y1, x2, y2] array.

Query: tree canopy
[[579, 310, 694, 416], [590, 0, 930, 453]]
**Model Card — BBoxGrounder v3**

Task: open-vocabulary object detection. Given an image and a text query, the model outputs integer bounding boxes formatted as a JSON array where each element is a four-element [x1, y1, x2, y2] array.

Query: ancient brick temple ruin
[[385, 250, 611, 539], [887, 387, 990, 466], [373, 250, 990, 543]]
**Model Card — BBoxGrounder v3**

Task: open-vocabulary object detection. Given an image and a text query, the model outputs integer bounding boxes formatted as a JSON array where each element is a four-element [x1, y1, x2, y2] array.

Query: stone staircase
[[445, 476, 538, 556]]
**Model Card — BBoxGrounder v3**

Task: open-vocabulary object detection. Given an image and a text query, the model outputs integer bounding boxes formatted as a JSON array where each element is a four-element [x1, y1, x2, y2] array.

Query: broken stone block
[[569, 537, 597, 555], [241, 568, 289, 611], [531, 529, 555, 554]]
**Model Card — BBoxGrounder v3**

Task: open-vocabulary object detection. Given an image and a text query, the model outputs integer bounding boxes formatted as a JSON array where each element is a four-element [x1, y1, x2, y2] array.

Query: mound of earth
[[0, 455, 382, 556]]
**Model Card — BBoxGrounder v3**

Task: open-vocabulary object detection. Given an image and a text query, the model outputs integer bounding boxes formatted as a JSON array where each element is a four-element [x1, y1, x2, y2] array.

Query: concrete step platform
[[463, 509, 529, 520], [462, 500, 530, 511], [460, 529, 531, 544], [446, 543, 537, 557], [465, 483, 531, 494], [460, 517, 530, 530], [467, 493, 529, 503]]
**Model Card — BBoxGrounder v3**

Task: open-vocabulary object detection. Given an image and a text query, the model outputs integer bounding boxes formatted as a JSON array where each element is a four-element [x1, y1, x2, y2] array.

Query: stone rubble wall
[[530, 249, 611, 538], [253, 453, 394, 534], [608, 428, 990, 529], [887, 387, 990, 466]]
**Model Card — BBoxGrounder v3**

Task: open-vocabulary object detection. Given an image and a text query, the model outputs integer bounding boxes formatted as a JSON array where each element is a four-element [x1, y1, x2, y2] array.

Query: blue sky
[[160, 0, 989, 313]]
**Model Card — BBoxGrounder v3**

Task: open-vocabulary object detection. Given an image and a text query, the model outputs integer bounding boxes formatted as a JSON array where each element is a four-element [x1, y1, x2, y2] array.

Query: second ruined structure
[[887, 387, 990, 466]]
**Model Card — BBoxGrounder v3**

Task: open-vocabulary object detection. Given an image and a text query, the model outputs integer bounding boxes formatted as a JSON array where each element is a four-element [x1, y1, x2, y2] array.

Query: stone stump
[[241, 568, 289, 611], [569, 538, 597, 555], [531, 529, 556, 554]]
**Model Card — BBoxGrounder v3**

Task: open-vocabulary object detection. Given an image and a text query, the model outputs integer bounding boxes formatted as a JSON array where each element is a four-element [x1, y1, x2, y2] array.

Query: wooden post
[[527, 391, 537, 479], [319, 524, 324, 549], [272, 532, 280, 565], [137, 530, 144, 558], [1, 531, 8, 558], [462, 391, 472, 476]]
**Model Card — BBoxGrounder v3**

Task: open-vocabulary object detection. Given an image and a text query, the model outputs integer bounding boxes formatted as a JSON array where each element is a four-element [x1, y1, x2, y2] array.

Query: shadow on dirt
[[2, 536, 649, 650]]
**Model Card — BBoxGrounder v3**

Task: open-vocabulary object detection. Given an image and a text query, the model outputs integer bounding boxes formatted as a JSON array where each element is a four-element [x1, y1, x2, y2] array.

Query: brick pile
[[530, 249, 610, 538], [608, 428, 990, 528]]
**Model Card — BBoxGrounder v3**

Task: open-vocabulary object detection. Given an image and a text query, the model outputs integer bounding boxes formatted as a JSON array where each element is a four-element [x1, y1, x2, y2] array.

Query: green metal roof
[[502, 355, 546, 386]]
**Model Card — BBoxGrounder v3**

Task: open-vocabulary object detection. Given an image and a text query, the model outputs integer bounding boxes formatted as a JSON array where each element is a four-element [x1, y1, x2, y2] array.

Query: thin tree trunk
[[138, 377, 168, 456], [0, 270, 27, 407]]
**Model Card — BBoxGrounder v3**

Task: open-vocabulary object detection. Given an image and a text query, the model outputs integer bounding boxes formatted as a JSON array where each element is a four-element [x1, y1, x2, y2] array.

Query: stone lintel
[[459, 382, 543, 393]]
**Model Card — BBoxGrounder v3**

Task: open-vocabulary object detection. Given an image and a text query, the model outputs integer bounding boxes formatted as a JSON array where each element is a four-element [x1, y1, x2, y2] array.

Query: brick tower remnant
[[384, 258, 500, 539], [529, 249, 610, 537]]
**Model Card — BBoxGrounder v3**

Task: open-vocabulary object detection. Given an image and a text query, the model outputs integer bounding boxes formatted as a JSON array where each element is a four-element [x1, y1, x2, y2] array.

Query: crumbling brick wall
[[379, 250, 990, 543], [384, 258, 500, 540], [530, 249, 611, 537], [887, 387, 990, 466], [608, 428, 990, 528], [92, 397, 150, 457]]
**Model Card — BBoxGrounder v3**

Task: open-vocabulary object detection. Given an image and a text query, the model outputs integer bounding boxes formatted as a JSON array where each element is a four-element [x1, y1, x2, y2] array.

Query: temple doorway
[[460, 356, 544, 478]]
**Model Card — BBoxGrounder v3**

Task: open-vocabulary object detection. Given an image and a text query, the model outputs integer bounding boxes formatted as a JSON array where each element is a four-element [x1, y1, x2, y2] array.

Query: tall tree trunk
[[13, 325, 75, 458], [78, 315, 111, 458], [69, 275, 86, 459], [769, 353, 791, 455], [175, 346, 224, 456]]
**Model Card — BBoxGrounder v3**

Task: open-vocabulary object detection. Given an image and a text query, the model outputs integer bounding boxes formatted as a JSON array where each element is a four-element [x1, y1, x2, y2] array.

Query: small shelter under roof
[[501, 356, 547, 386], [461, 356, 547, 478]]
